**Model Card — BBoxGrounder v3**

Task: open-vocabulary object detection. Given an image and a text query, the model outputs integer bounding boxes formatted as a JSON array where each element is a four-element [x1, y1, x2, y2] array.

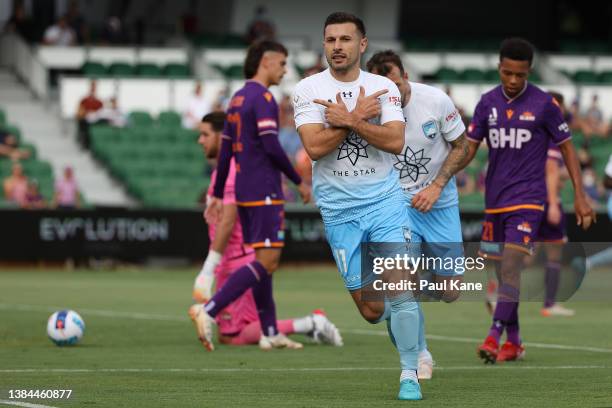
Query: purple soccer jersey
[[215, 81, 293, 204], [467, 83, 571, 212]]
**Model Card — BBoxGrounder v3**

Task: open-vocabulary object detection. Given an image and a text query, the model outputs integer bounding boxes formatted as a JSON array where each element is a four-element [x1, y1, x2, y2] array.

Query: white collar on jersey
[[501, 82, 528, 104]]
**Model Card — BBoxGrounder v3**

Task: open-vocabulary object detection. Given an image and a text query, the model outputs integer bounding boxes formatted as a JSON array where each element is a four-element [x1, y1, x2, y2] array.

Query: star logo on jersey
[[506, 109, 514, 119], [337, 132, 369, 165], [394, 146, 431, 182]]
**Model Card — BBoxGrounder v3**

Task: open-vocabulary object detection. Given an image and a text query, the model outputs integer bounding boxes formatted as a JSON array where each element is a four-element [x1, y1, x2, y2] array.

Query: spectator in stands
[[3, 2, 35, 42], [584, 94, 610, 137], [246, 5, 276, 44], [278, 95, 302, 159], [43, 15, 76, 46], [212, 87, 231, 112], [3, 162, 28, 206], [101, 16, 127, 45], [66, 0, 88, 44], [53, 166, 80, 209], [0, 130, 30, 160], [22, 179, 46, 209], [76, 80, 103, 148], [182, 82, 211, 129], [98, 97, 126, 127]]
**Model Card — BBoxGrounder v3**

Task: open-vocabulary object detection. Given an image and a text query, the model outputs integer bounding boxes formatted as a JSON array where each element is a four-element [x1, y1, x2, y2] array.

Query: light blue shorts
[[406, 204, 464, 276], [324, 203, 413, 291]]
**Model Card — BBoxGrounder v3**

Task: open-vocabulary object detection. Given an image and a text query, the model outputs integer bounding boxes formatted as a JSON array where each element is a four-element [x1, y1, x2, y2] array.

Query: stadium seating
[[0, 122, 56, 207], [89, 117, 208, 208], [80, 62, 191, 79]]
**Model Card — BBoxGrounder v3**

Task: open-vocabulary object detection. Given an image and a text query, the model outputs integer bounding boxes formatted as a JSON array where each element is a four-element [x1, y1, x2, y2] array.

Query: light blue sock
[[389, 293, 420, 371], [418, 303, 427, 352]]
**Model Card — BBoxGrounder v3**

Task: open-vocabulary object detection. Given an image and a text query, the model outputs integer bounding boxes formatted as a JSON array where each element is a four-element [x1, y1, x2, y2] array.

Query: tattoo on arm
[[433, 134, 469, 188]]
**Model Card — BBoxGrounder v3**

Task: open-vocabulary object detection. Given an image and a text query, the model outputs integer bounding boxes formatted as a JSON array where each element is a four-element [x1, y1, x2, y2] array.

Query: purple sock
[[251, 262, 279, 336], [488, 301, 515, 342], [506, 303, 521, 345], [204, 262, 264, 317], [544, 261, 561, 308]]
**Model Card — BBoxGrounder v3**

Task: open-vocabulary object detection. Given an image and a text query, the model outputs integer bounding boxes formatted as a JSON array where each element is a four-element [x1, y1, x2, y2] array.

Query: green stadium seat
[[128, 111, 154, 127], [225, 65, 244, 79], [573, 70, 598, 84], [136, 63, 163, 77], [0, 108, 5, 126], [20, 143, 37, 159], [82, 61, 107, 77], [459, 192, 485, 210], [1, 124, 21, 144], [435, 67, 460, 82], [108, 62, 135, 77], [22, 160, 53, 178], [558, 39, 583, 54], [529, 71, 542, 83], [461, 68, 486, 82], [484, 68, 499, 82], [157, 111, 182, 128], [598, 71, 612, 84], [163, 63, 191, 78]]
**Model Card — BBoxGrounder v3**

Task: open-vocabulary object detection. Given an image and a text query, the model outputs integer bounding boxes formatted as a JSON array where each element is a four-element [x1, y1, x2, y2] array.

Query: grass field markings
[[3, 303, 612, 355], [343, 329, 612, 354], [0, 400, 59, 408], [0, 365, 609, 374]]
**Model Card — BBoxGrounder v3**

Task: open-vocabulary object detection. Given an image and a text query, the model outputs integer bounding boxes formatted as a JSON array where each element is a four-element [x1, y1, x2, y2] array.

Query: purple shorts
[[237, 204, 285, 249], [479, 208, 544, 259], [536, 202, 567, 243]]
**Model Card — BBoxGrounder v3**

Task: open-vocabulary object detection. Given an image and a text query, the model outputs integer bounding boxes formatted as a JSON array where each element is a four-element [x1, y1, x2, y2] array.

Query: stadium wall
[[0, 209, 608, 262]]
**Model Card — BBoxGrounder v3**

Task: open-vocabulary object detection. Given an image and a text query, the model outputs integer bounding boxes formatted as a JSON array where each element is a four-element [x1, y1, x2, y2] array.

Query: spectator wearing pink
[[3, 162, 28, 206], [54, 167, 80, 209]]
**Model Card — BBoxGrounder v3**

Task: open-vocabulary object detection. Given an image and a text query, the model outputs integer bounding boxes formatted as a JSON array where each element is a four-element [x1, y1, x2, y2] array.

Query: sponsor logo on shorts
[[517, 221, 532, 233]]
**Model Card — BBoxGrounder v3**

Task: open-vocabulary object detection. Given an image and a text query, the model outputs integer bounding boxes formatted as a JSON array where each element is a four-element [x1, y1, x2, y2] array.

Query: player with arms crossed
[[366, 50, 469, 379], [189, 40, 311, 351], [294, 12, 423, 400], [192, 112, 342, 347], [462, 38, 594, 363]]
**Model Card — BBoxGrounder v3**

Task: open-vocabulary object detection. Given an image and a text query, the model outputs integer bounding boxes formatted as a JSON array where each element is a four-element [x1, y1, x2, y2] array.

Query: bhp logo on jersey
[[488, 128, 531, 149]]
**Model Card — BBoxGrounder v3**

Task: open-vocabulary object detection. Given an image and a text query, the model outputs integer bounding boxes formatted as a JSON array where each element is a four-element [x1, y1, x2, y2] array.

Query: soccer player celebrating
[[294, 12, 423, 400], [189, 40, 311, 351], [192, 112, 342, 347], [366, 50, 469, 379], [463, 38, 595, 363]]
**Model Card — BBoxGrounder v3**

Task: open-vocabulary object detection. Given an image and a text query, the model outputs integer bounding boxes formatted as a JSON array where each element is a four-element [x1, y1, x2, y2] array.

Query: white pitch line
[[0, 400, 59, 408], [343, 329, 612, 354], [2, 303, 612, 354], [0, 365, 608, 374]]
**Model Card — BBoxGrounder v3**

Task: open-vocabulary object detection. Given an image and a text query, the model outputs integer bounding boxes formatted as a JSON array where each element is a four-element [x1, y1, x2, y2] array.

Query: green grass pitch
[[1, 266, 611, 407]]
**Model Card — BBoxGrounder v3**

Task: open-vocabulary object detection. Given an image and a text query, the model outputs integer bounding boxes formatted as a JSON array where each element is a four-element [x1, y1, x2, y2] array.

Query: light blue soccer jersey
[[293, 69, 406, 225]]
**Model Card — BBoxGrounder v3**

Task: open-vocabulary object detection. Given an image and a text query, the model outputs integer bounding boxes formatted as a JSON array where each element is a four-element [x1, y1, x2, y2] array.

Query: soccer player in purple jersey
[[189, 40, 311, 351], [536, 92, 575, 317], [461, 38, 595, 363]]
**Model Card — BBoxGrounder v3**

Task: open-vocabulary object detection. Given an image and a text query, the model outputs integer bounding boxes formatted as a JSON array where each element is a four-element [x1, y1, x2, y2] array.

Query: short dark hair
[[366, 50, 405, 75], [548, 91, 564, 106], [243, 40, 288, 79], [324, 12, 366, 37], [201, 111, 226, 132], [499, 37, 534, 66]]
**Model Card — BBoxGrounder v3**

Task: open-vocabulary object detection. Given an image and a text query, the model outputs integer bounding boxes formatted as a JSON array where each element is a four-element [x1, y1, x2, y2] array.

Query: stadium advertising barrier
[[0, 209, 609, 262]]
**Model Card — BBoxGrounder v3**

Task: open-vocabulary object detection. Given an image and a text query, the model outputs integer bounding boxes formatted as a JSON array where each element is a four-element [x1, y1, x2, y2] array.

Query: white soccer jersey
[[293, 69, 405, 225], [398, 82, 465, 209]]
